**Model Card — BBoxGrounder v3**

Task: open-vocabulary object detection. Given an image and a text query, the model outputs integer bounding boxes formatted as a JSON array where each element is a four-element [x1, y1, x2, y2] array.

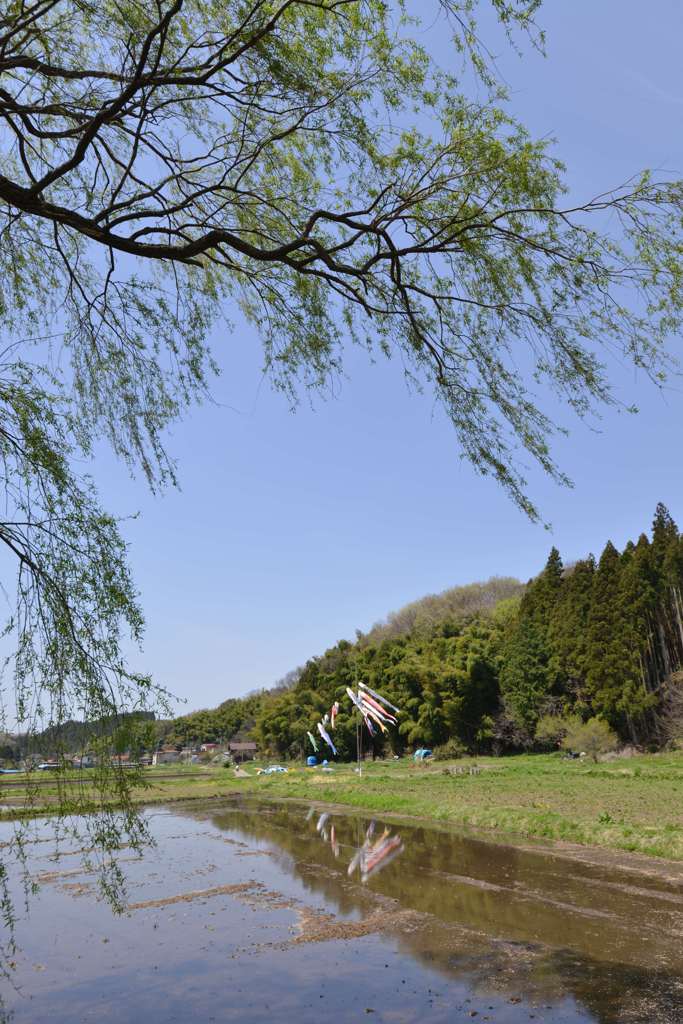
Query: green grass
[[226, 752, 683, 860], [3, 753, 682, 861]]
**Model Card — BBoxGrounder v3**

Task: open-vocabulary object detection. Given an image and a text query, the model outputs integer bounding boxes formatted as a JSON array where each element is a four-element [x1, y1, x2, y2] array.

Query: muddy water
[[0, 798, 681, 1023]]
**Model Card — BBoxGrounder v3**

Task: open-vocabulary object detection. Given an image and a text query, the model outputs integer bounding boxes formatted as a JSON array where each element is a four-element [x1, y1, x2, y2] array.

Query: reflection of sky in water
[[0, 799, 680, 1024]]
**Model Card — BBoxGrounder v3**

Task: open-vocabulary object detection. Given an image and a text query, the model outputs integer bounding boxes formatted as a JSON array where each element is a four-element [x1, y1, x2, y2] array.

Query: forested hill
[[363, 577, 524, 643], [162, 577, 524, 749], [11, 711, 156, 759], [165, 504, 683, 757]]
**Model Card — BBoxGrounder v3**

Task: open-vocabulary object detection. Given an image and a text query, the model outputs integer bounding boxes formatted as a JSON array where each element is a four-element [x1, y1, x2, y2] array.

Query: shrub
[[535, 713, 581, 750], [433, 738, 467, 761], [561, 717, 619, 763]]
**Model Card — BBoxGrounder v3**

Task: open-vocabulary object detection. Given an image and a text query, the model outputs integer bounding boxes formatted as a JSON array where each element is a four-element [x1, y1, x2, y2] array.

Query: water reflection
[[307, 808, 406, 882], [202, 799, 683, 1024], [1, 799, 680, 1024]]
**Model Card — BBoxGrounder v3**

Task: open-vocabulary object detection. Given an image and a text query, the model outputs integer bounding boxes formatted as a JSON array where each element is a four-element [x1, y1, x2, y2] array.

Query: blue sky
[[96, 2, 683, 714]]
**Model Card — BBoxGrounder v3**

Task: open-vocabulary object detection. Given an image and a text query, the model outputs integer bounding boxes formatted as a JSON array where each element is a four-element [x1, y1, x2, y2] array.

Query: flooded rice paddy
[[0, 798, 681, 1023]]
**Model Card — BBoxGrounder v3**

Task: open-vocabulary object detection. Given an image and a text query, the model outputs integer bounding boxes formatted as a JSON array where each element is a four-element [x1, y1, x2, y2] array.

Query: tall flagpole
[[348, 680, 399, 780]]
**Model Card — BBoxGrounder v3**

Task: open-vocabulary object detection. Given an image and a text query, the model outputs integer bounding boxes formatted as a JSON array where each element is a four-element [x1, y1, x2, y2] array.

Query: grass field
[[2, 752, 682, 861]]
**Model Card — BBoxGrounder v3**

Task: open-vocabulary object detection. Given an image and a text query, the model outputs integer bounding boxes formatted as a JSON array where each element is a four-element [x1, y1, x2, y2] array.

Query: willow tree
[[1, 0, 683, 918]]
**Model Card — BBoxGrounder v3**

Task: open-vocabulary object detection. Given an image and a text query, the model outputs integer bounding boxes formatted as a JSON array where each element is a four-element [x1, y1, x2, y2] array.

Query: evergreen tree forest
[[164, 506, 683, 757]]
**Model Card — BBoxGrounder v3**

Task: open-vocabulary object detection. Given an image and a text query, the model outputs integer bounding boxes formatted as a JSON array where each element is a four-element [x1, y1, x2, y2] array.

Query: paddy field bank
[[2, 751, 682, 862]]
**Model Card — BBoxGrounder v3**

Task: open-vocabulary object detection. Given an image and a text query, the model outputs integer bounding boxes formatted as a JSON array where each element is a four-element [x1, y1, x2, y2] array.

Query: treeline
[[363, 577, 524, 643], [1, 711, 157, 761], [166, 505, 683, 757], [501, 503, 683, 747], [160, 693, 266, 749]]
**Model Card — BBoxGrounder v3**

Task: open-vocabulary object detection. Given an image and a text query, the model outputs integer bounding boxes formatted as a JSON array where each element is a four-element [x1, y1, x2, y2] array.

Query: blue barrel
[[306, 756, 317, 767]]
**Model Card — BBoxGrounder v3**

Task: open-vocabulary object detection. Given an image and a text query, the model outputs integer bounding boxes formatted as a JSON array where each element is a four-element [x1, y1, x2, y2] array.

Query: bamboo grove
[[164, 505, 683, 756]]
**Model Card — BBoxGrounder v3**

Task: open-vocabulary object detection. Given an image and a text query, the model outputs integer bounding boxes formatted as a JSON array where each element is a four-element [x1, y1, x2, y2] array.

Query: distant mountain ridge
[[9, 711, 156, 757]]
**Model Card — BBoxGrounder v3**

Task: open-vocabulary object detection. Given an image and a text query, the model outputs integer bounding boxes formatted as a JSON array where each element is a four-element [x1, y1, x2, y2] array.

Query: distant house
[[111, 753, 140, 768], [152, 749, 180, 765], [22, 754, 45, 769], [72, 754, 96, 768], [200, 743, 219, 752], [228, 741, 257, 763]]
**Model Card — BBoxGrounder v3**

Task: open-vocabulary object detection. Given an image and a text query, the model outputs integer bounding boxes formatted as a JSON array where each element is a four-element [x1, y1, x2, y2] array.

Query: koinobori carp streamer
[[348, 682, 401, 738], [358, 699, 388, 734], [358, 690, 397, 724], [346, 686, 376, 736], [358, 681, 400, 715], [317, 720, 337, 756]]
